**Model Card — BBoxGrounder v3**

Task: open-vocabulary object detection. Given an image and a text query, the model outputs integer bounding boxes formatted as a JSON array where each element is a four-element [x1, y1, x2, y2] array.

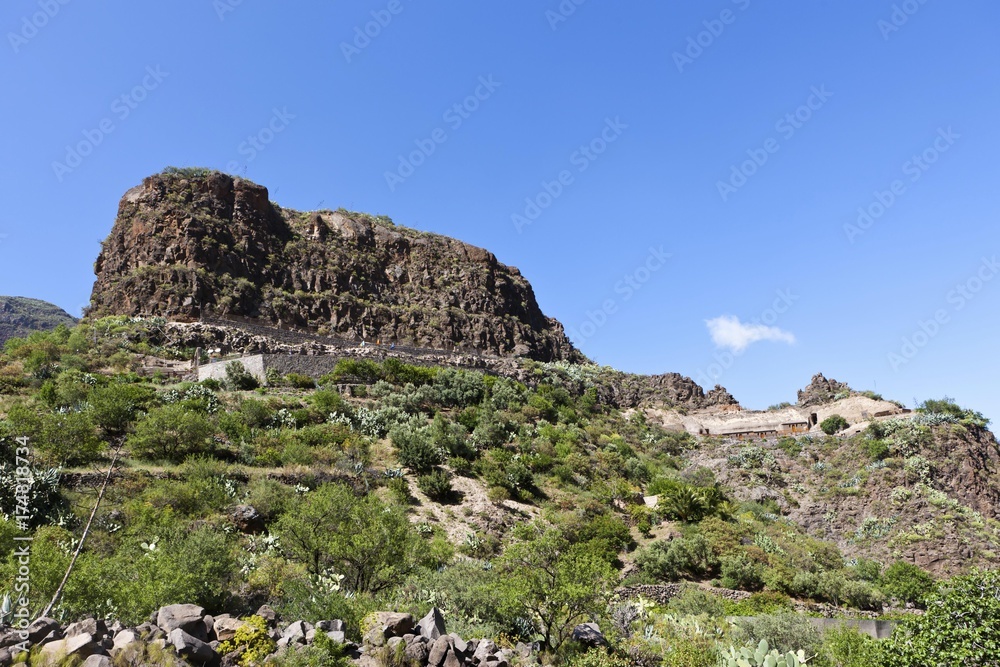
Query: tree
[[87, 383, 156, 436], [820, 414, 849, 435], [274, 484, 422, 594], [878, 569, 1000, 666], [224, 361, 260, 390], [879, 560, 936, 606], [127, 404, 215, 462], [494, 523, 615, 653]]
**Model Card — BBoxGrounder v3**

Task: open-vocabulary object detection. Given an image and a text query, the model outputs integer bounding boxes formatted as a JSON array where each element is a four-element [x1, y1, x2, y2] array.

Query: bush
[[731, 613, 823, 657], [720, 551, 765, 592], [862, 438, 890, 461], [127, 404, 216, 462], [879, 560, 935, 606], [224, 361, 260, 391], [820, 415, 849, 435], [917, 396, 989, 427], [274, 484, 423, 593], [390, 427, 441, 473], [284, 372, 316, 389], [666, 586, 725, 617], [218, 615, 276, 667], [634, 535, 718, 582], [87, 382, 156, 435], [879, 569, 1000, 666], [819, 625, 881, 667], [417, 468, 455, 502]]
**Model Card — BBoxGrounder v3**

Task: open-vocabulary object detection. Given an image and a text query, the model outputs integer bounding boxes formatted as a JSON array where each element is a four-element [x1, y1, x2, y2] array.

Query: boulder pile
[[0, 604, 544, 666]]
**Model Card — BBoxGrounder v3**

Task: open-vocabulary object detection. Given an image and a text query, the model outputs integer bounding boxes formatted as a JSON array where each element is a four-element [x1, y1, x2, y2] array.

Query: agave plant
[[0, 593, 12, 627]]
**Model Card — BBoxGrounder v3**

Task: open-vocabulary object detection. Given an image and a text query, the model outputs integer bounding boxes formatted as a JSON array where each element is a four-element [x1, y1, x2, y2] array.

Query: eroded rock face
[[89, 171, 581, 362], [797, 373, 851, 407]]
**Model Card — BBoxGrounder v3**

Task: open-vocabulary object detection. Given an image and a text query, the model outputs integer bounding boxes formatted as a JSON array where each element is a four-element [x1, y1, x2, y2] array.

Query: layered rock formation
[[89, 170, 581, 362], [797, 372, 851, 407]]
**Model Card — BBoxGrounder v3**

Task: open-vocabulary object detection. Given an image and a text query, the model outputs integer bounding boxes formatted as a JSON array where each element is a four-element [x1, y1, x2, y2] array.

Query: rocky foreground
[[0, 603, 564, 666]]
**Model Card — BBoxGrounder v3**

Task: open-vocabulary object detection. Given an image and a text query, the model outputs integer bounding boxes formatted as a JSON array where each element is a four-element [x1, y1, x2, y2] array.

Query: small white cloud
[[705, 315, 796, 353]]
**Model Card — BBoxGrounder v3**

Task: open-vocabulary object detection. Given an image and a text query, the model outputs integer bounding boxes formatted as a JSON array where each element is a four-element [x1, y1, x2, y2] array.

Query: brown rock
[[89, 171, 582, 363]]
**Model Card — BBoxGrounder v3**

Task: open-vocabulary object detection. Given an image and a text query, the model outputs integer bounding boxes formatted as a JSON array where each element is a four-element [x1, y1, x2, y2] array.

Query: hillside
[[88, 168, 580, 363], [0, 296, 77, 346], [0, 171, 997, 665]]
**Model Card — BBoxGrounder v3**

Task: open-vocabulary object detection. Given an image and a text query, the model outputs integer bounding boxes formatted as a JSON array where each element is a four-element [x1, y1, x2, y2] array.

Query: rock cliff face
[[0, 296, 77, 345], [88, 171, 582, 362], [797, 372, 851, 407]]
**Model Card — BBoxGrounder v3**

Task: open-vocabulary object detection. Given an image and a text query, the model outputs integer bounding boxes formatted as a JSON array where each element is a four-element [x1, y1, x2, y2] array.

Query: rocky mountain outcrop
[[592, 372, 740, 410], [88, 170, 582, 362], [797, 372, 851, 407], [0, 296, 77, 345]]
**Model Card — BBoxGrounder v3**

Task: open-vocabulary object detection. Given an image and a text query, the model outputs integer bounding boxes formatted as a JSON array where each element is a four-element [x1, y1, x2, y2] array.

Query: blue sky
[[1, 1, 998, 419]]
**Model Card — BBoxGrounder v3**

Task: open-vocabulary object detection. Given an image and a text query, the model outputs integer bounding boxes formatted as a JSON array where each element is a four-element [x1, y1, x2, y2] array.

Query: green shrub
[[666, 586, 725, 617], [878, 569, 1000, 666], [127, 404, 216, 462], [720, 552, 765, 591], [268, 630, 353, 666], [285, 373, 316, 389], [634, 535, 718, 582], [390, 427, 441, 473], [917, 396, 989, 427], [417, 468, 455, 502], [224, 361, 260, 390], [879, 560, 935, 606], [218, 615, 276, 667], [862, 438, 890, 461], [820, 415, 849, 435], [87, 382, 157, 435], [819, 625, 881, 667], [274, 484, 423, 592], [731, 613, 823, 657]]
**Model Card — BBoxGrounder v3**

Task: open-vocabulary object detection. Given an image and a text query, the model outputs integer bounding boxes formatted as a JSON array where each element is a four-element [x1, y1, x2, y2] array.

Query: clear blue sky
[[2, 1, 998, 419]]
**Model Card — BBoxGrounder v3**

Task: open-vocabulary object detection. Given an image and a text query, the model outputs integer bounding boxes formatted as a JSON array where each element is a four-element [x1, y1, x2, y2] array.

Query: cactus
[[723, 639, 809, 667]]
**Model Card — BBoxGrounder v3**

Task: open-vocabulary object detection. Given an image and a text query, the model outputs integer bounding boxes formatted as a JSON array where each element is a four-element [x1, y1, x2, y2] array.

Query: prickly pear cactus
[[723, 639, 809, 667]]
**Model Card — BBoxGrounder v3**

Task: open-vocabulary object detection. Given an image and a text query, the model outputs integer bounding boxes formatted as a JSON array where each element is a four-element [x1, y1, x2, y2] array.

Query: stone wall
[[198, 354, 266, 382]]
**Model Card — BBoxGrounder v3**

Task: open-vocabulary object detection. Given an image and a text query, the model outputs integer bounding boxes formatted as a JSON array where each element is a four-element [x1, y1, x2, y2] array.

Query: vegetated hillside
[[0, 296, 76, 345], [1, 319, 999, 664], [88, 167, 580, 362]]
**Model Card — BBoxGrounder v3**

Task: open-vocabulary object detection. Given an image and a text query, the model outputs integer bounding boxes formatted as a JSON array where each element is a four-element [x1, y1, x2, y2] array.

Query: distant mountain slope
[[88, 169, 582, 362], [0, 296, 77, 345]]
